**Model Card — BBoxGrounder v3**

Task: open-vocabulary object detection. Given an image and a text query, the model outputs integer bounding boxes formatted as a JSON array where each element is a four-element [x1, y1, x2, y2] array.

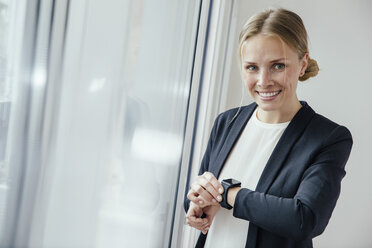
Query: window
[[0, 0, 201, 247]]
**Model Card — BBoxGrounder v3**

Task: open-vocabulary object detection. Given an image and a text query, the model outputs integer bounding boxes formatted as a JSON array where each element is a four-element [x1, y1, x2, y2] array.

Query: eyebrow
[[243, 58, 286, 64], [270, 58, 286, 63]]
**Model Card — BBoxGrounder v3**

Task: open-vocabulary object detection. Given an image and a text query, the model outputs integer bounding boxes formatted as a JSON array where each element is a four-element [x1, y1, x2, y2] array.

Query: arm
[[227, 126, 353, 240]]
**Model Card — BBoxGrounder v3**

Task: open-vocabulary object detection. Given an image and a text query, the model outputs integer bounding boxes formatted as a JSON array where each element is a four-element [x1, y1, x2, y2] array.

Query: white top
[[204, 109, 290, 248]]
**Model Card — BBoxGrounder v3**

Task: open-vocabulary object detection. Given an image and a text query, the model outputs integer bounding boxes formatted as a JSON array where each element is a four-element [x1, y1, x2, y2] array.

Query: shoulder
[[313, 113, 352, 143], [207, 103, 256, 141], [214, 102, 256, 127], [301, 102, 353, 144]]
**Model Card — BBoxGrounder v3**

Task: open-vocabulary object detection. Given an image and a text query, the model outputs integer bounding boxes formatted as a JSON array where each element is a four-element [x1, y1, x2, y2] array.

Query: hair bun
[[299, 58, 319, 81]]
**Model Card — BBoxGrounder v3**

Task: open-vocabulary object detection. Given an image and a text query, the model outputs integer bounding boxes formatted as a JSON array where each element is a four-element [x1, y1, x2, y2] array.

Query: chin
[[256, 101, 281, 112], [258, 106, 279, 112]]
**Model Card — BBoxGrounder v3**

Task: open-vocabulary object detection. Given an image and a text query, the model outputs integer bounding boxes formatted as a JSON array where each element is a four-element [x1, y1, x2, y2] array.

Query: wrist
[[227, 186, 241, 207], [220, 179, 241, 209]]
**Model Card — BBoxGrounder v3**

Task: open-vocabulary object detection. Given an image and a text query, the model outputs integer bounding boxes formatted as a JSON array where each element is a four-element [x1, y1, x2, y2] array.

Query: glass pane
[[14, 0, 201, 247]]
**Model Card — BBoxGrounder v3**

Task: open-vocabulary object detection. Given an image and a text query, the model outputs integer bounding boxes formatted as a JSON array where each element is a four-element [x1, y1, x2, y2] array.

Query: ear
[[299, 53, 309, 76]]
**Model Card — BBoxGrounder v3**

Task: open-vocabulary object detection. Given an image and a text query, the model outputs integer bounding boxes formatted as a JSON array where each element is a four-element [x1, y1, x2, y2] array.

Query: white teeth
[[258, 91, 280, 97]]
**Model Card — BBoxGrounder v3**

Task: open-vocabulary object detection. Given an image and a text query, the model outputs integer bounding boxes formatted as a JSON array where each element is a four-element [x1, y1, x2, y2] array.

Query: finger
[[204, 172, 224, 195], [186, 208, 207, 224], [188, 190, 206, 206], [187, 214, 205, 224], [186, 218, 204, 228], [187, 190, 199, 202], [186, 219, 204, 230], [202, 222, 210, 229], [186, 216, 208, 230], [194, 196, 212, 208], [201, 226, 210, 235], [190, 183, 215, 204], [197, 177, 222, 203]]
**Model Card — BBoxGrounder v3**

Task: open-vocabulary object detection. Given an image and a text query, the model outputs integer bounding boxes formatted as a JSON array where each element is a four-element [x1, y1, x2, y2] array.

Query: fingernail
[[217, 195, 222, 201], [219, 188, 223, 193], [199, 200, 203, 205]]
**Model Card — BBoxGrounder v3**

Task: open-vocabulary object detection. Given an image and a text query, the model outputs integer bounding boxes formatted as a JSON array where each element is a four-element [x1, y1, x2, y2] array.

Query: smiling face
[[241, 34, 308, 123]]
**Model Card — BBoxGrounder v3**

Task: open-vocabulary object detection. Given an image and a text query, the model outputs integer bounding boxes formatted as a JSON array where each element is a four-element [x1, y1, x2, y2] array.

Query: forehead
[[241, 34, 297, 62]]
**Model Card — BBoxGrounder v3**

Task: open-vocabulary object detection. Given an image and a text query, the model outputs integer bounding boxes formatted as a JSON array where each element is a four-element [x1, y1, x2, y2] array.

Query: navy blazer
[[184, 101, 353, 248]]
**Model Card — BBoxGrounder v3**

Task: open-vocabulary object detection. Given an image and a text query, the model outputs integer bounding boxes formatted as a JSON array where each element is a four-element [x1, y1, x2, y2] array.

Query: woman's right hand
[[187, 172, 224, 208]]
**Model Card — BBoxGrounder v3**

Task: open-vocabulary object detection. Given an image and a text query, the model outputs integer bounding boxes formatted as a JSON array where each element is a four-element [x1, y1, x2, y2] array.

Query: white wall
[[224, 0, 372, 247]]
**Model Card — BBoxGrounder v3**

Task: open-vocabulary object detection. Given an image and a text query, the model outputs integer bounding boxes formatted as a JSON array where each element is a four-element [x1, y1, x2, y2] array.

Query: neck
[[256, 100, 302, 124]]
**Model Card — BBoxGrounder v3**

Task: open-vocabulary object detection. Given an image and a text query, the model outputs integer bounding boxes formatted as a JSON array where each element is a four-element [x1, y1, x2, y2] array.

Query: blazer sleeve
[[183, 114, 221, 213], [233, 125, 353, 241]]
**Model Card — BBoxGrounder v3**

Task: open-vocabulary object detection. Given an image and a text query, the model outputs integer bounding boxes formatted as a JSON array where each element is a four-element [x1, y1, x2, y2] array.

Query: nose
[[257, 70, 273, 87]]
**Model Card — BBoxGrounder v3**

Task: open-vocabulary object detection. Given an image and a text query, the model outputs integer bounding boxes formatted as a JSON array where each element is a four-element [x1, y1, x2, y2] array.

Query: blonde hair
[[238, 8, 319, 81]]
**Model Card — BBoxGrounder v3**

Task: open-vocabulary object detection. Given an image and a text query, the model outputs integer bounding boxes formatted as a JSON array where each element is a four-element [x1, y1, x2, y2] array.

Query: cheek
[[273, 69, 297, 88], [242, 73, 256, 90], [285, 68, 300, 88], [271, 71, 287, 83]]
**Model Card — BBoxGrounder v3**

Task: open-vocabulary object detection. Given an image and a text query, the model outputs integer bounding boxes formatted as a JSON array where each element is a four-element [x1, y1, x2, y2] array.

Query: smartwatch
[[220, 178, 241, 210]]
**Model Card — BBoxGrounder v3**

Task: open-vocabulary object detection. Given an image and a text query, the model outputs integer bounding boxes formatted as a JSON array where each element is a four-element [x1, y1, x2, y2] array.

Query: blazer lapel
[[255, 101, 315, 193], [211, 104, 257, 178]]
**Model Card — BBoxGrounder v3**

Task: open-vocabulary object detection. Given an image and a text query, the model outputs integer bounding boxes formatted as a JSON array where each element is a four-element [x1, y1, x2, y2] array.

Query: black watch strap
[[220, 178, 241, 210]]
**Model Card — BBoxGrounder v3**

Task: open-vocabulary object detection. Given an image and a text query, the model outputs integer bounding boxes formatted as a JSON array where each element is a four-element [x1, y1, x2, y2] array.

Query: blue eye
[[245, 65, 258, 71], [273, 63, 286, 70]]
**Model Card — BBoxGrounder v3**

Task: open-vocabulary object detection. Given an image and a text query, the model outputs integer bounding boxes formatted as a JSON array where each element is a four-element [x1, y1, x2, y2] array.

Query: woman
[[184, 8, 353, 248]]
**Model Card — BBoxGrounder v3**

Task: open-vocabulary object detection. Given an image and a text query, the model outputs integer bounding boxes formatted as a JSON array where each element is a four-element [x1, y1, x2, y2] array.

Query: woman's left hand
[[202, 204, 220, 232], [186, 202, 210, 234], [186, 202, 220, 234]]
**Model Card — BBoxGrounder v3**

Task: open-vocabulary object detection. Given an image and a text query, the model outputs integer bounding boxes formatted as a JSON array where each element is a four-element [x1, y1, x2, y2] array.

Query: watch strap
[[220, 179, 241, 209]]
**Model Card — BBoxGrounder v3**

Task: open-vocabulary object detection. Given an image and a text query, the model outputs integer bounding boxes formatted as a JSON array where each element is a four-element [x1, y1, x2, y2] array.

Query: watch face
[[224, 178, 240, 185]]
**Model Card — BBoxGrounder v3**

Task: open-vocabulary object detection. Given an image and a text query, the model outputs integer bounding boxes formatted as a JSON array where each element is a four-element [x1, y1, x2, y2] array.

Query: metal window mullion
[[169, 0, 212, 247], [170, 0, 236, 247]]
